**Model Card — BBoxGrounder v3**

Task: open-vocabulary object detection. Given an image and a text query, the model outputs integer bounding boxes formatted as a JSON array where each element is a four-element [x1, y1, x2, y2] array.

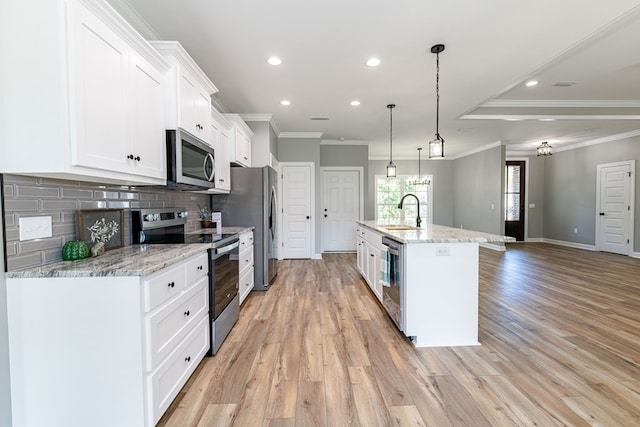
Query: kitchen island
[[356, 220, 513, 348]]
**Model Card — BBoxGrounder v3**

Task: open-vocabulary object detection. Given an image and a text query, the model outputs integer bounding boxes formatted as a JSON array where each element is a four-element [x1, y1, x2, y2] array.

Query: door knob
[[599, 212, 605, 216], [306, 216, 310, 219], [324, 214, 327, 217]]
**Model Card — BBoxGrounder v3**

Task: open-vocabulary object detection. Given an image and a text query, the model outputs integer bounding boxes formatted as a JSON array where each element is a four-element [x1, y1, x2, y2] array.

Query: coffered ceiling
[[112, 0, 640, 159]]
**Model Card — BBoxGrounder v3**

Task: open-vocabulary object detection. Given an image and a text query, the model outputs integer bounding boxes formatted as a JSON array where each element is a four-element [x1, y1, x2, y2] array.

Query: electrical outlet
[[490, 203, 495, 210], [436, 247, 450, 256], [19, 216, 52, 241], [574, 227, 578, 234], [529, 203, 536, 208]]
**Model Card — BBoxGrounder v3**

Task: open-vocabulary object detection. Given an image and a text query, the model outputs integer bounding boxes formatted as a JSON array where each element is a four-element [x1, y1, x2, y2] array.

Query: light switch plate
[[19, 216, 52, 241]]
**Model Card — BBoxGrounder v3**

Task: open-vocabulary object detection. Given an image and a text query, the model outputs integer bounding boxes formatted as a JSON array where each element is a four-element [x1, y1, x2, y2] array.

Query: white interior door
[[322, 169, 361, 252], [597, 161, 633, 255], [282, 165, 312, 259]]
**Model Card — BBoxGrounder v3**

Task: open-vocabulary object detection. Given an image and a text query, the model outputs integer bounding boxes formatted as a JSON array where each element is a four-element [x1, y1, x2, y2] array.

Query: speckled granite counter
[[357, 220, 514, 244], [6, 244, 211, 279], [186, 226, 254, 236]]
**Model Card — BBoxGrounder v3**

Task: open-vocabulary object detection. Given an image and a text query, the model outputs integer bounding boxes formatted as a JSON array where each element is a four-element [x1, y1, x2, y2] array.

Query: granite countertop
[[7, 226, 256, 279], [5, 244, 213, 279], [357, 220, 515, 244]]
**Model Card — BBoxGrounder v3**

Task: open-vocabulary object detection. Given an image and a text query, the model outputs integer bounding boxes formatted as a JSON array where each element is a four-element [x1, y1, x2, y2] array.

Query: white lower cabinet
[[6, 251, 210, 427], [238, 230, 255, 304], [355, 226, 383, 302]]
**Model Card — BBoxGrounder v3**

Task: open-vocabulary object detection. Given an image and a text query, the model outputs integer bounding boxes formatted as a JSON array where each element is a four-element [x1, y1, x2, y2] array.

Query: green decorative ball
[[62, 240, 89, 261]]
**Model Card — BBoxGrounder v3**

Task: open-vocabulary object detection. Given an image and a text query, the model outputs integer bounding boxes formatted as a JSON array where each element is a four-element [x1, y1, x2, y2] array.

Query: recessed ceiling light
[[366, 57, 381, 67], [504, 118, 522, 121], [525, 80, 538, 87], [350, 100, 361, 106], [267, 56, 282, 66], [539, 118, 555, 121], [280, 100, 291, 106]]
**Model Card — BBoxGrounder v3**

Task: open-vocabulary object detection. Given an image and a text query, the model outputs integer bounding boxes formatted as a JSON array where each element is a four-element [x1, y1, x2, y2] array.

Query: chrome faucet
[[397, 193, 422, 228]]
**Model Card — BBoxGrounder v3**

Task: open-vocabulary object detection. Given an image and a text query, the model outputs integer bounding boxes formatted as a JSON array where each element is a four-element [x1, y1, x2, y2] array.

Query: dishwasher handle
[[382, 237, 402, 256]]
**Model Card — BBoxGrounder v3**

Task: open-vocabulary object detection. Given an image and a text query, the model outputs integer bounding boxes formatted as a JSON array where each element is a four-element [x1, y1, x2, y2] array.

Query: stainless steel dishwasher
[[381, 237, 405, 331]]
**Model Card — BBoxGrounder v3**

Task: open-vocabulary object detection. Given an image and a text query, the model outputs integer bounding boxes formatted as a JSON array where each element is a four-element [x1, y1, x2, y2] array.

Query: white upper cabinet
[[224, 114, 253, 167], [209, 108, 231, 193], [150, 41, 218, 145], [0, 0, 170, 185]]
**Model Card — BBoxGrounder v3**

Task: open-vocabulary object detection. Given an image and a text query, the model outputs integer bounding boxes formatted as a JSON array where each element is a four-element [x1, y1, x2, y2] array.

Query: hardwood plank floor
[[158, 243, 640, 426]]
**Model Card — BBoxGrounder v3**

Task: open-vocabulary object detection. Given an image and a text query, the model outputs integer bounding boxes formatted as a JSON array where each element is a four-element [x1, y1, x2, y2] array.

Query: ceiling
[[111, 0, 640, 159]]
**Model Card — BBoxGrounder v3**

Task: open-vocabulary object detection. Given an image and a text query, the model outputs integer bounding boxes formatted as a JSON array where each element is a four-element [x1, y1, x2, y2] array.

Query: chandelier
[[386, 103, 397, 177], [537, 141, 552, 156], [409, 148, 431, 185]]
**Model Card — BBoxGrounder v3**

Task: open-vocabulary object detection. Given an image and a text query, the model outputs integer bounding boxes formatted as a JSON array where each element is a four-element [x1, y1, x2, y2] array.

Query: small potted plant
[[198, 205, 213, 228]]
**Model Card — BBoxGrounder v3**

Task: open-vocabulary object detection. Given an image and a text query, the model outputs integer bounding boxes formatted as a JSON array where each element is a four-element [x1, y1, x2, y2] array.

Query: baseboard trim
[[526, 238, 544, 243], [312, 253, 323, 260], [543, 238, 596, 251], [631, 251, 640, 259], [480, 242, 506, 252]]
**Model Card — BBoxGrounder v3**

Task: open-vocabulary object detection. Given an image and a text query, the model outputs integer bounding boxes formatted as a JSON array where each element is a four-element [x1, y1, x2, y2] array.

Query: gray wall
[[543, 138, 640, 251], [2, 174, 209, 271], [0, 178, 12, 426], [368, 159, 454, 226], [246, 121, 279, 167], [453, 145, 505, 235], [526, 155, 545, 239]]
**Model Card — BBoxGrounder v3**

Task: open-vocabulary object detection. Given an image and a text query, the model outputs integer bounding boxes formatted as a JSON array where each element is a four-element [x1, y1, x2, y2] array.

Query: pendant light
[[429, 44, 445, 158], [386, 103, 397, 177], [537, 141, 552, 156], [409, 148, 431, 185]]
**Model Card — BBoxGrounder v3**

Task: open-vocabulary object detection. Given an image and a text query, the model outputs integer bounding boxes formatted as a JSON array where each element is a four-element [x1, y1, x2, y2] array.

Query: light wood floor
[[158, 243, 640, 426]]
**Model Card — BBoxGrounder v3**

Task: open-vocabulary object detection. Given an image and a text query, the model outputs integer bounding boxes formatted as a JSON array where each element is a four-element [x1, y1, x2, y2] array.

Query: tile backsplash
[[2, 174, 209, 271]]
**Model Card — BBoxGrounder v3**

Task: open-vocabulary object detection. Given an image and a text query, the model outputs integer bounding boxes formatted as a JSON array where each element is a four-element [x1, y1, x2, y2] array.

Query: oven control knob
[[153, 214, 160, 221], [144, 214, 152, 221]]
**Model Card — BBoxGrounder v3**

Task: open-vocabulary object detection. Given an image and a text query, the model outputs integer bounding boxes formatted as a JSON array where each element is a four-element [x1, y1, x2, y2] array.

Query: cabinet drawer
[[239, 246, 253, 275], [143, 264, 185, 312], [239, 266, 254, 305], [148, 315, 209, 426], [186, 252, 208, 284], [145, 278, 208, 371], [239, 232, 253, 250]]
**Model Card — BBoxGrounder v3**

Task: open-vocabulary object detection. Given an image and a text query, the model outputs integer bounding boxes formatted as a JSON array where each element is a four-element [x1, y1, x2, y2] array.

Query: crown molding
[[480, 99, 640, 108], [104, 0, 162, 41], [278, 132, 323, 139], [240, 114, 280, 136], [461, 114, 640, 120], [448, 141, 504, 160], [149, 41, 218, 95], [554, 129, 640, 153], [321, 139, 369, 146]]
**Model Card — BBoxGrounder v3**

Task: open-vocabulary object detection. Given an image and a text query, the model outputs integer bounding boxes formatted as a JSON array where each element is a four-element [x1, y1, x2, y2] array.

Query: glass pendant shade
[[537, 141, 552, 156], [386, 161, 396, 178], [429, 134, 444, 158]]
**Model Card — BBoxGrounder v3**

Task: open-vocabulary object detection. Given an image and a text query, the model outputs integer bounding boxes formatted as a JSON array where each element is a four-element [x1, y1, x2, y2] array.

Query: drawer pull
[[185, 356, 191, 363], [168, 282, 175, 288], [184, 310, 190, 317]]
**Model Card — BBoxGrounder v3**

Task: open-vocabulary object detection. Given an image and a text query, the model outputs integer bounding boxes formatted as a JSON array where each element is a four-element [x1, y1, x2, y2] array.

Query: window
[[375, 175, 432, 224]]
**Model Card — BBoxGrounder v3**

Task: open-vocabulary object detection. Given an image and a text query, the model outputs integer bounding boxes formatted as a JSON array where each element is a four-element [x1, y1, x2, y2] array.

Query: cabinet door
[[195, 89, 211, 143], [216, 127, 231, 190], [178, 70, 197, 135], [130, 53, 166, 179], [235, 128, 251, 166], [70, 1, 129, 173]]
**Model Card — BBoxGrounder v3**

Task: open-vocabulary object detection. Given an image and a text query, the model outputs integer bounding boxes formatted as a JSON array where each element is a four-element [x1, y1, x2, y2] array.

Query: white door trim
[[595, 160, 635, 255], [320, 167, 364, 253], [278, 162, 316, 260], [505, 156, 530, 242]]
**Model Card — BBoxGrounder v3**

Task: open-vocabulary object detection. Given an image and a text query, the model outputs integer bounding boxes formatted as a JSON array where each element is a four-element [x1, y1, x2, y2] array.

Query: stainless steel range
[[131, 208, 239, 356]]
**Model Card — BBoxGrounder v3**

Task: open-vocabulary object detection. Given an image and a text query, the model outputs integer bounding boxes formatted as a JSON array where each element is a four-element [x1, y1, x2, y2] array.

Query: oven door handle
[[215, 240, 240, 255]]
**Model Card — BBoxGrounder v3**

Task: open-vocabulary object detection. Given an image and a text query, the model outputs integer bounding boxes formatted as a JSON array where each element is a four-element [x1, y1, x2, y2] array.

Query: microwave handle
[[203, 153, 215, 182]]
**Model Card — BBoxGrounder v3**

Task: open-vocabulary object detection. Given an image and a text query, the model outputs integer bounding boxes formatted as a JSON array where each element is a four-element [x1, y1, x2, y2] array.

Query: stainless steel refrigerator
[[211, 166, 278, 290]]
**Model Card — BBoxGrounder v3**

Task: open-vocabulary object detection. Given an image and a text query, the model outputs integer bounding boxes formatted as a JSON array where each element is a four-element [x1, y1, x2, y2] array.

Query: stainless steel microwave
[[166, 129, 215, 190]]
